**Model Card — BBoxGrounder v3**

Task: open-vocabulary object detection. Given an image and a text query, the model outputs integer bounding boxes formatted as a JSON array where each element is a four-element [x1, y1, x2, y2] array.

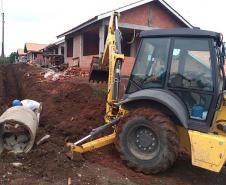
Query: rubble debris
[[68, 177, 72, 185], [36, 134, 50, 146], [58, 63, 69, 71], [44, 70, 55, 79], [62, 66, 89, 77], [52, 73, 60, 81], [42, 66, 89, 81], [63, 66, 82, 76], [11, 162, 22, 167], [77, 173, 82, 177]]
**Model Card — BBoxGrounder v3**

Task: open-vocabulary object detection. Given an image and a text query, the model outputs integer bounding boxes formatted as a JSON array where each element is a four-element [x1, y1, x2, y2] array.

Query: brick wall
[[36, 53, 43, 60], [73, 35, 81, 58], [33, 53, 45, 65], [121, 57, 135, 76], [120, 2, 186, 28], [78, 56, 135, 76], [66, 55, 98, 69], [65, 57, 73, 66], [65, 1, 188, 72], [65, 35, 81, 66], [150, 2, 185, 28], [80, 55, 95, 70], [120, 4, 150, 26]]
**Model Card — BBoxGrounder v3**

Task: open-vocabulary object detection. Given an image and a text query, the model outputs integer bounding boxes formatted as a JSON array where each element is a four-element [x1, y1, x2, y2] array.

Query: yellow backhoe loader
[[67, 12, 226, 174]]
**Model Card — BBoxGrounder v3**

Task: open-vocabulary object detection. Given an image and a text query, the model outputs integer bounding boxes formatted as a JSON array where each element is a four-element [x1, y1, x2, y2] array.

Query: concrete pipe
[[0, 106, 39, 154]]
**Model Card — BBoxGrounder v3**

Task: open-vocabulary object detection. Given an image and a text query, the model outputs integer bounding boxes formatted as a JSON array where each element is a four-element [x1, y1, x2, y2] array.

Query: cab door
[[167, 38, 217, 132]]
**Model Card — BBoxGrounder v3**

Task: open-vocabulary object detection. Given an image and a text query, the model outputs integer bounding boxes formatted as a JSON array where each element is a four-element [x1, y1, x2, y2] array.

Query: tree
[[8, 52, 17, 63]]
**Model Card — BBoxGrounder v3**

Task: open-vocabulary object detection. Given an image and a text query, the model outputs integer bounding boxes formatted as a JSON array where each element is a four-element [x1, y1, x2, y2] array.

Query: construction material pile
[[64, 66, 82, 75], [64, 66, 89, 77], [43, 66, 89, 81], [0, 64, 107, 184], [0, 64, 221, 185]]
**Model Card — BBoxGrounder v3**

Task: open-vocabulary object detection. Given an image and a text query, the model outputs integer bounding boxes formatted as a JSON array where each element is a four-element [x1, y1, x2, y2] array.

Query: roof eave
[[57, 17, 98, 38], [27, 50, 43, 53], [57, 0, 193, 38]]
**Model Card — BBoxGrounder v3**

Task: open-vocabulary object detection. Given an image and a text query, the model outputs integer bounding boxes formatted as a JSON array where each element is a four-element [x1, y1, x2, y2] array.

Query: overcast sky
[[2, 0, 226, 55]]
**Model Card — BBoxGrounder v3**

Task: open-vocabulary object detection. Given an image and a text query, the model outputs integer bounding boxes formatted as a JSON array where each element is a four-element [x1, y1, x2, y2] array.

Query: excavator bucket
[[89, 56, 109, 83]]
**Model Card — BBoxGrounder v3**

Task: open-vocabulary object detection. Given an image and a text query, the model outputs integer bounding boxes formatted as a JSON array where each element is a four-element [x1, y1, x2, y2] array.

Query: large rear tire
[[115, 108, 179, 174]]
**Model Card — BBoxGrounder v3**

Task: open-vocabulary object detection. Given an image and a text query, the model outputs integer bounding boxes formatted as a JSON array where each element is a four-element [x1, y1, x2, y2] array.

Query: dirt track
[[0, 64, 226, 185]]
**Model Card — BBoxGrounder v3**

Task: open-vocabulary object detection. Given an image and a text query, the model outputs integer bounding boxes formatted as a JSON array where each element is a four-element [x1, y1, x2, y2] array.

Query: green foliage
[[9, 52, 17, 63], [0, 52, 18, 64]]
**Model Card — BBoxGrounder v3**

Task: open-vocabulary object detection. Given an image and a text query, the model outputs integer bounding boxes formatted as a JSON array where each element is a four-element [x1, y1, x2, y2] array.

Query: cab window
[[127, 38, 170, 93], [168, 38, 214, 120], [168, 38, 213, 91]]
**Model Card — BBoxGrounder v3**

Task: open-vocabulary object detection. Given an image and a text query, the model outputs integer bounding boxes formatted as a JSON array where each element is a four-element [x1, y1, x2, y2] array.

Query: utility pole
[[1, 0, 4, 58]]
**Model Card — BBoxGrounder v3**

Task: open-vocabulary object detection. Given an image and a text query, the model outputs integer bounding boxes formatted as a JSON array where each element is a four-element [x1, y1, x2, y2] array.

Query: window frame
[[166, 37, 219, 129], [126, 37, 171, 92], [166, 37, 215, 92]]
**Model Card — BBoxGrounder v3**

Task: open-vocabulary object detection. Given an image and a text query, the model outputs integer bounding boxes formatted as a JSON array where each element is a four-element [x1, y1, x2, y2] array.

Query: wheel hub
[[135, 128, 158, 152]]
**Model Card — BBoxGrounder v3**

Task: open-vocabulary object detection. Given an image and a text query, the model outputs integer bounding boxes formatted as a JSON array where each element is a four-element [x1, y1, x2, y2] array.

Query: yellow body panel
[[186, 97, 226, 172], [189, 130, 226, 172], [67, 133, 116, 154]]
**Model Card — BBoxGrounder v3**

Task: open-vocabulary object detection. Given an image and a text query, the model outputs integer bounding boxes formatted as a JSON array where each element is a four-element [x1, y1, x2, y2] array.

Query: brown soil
[[0, 63, 225, 185]]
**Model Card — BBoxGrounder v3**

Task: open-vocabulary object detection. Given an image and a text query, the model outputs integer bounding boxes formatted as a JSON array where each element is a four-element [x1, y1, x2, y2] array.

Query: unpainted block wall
[[120, 2, 185, 28], [65, 1, 188, 73]]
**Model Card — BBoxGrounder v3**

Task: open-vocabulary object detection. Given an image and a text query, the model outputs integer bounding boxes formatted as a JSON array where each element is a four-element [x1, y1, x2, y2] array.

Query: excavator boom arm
[[104, 12, 124, 120], [68, 12, 124, 153]]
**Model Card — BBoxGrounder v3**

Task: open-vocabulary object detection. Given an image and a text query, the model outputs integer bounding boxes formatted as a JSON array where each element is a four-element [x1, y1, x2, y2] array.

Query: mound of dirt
[[0, 64, 108, 184], [0, 64, 224, 185]]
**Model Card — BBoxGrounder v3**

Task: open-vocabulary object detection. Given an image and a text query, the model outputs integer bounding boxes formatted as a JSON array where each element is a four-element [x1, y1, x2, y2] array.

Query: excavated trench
[[0, 65, 23, 114], [1, 64, 224, 185], [0, 64, 106, 152], [0, 63, 110, 184]]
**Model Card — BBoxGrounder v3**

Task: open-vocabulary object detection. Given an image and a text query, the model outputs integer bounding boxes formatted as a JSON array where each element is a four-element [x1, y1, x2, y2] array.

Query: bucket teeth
[[89, 70, 108, 83]]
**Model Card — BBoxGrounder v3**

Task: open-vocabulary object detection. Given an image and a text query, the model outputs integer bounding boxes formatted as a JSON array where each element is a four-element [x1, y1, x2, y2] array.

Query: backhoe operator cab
[[123, 28, 225, 131], [115, 28, 226, 174]]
